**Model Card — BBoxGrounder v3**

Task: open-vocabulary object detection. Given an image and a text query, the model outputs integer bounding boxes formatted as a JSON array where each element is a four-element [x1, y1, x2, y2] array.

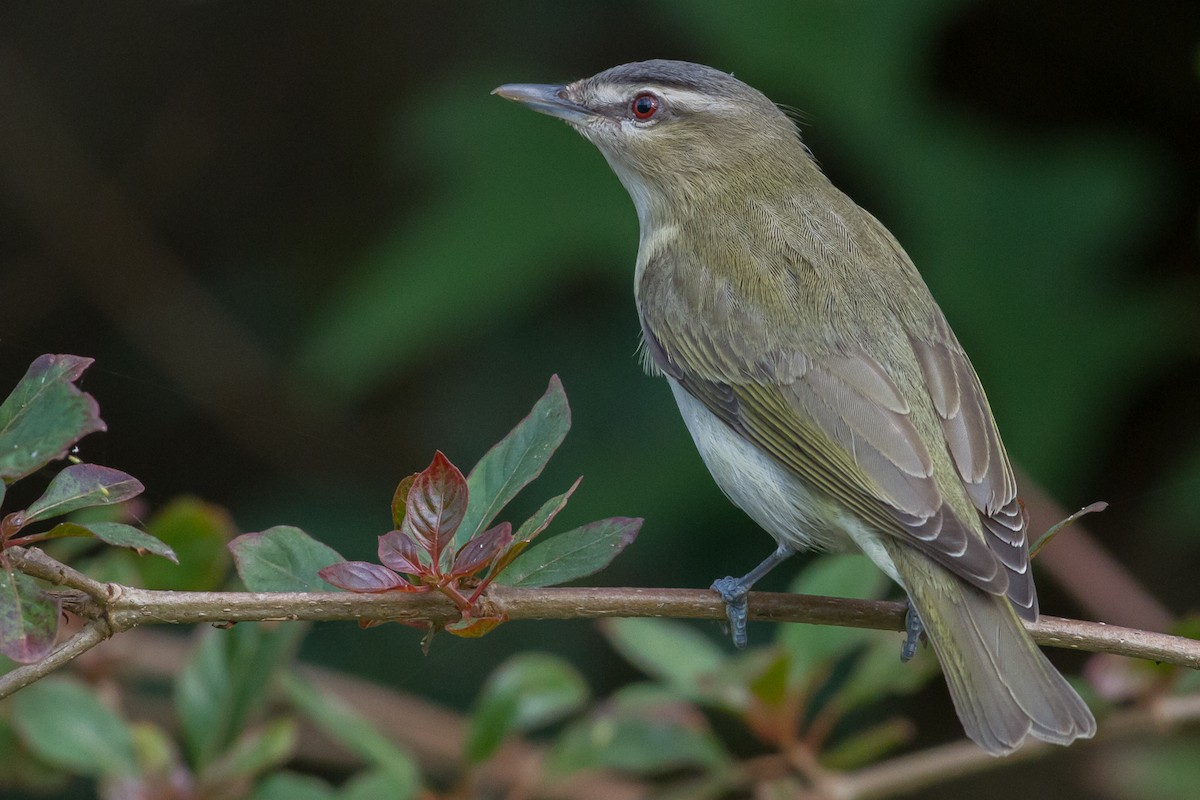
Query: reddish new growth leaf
[[319, 452, 503, 615], [378, 530, 423, 575], [316, 438, 603, 643], [449, 521, 513, 579], [401, 451, 468, 570], [317, 561, 422, 593]]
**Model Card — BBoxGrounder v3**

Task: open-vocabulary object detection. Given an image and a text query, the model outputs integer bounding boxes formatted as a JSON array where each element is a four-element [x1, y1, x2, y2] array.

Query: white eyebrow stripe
[[586, 84, 740, 115]]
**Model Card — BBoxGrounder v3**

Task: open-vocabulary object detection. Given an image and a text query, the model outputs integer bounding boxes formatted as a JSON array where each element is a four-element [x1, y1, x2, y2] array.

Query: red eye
[[631, 92, 660, 120]]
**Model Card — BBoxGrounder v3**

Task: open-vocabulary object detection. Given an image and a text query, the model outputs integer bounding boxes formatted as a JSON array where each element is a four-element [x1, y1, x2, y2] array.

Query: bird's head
[[494, 60, 809, 226]]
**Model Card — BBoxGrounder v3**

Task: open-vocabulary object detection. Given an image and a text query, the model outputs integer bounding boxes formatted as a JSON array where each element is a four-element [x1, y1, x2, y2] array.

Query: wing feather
[[910, 331, 1036, 620]]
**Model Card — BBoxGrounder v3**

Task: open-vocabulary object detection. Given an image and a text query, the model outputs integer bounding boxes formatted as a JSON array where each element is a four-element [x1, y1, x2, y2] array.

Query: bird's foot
[[901, 599, 924, 662], [711, 576, 750, 649]]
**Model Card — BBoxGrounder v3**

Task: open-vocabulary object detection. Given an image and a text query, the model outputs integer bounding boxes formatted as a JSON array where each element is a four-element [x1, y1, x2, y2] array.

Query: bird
[[494, 59, 1096, 755]]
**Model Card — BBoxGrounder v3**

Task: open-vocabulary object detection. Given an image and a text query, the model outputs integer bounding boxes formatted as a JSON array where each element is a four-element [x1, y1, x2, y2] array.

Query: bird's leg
[[710, 543, 795, 648], [901, 598, 924, 662]]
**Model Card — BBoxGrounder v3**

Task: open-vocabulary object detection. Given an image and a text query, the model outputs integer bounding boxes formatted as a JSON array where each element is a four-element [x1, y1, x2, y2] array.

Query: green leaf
[[11, 677, 138, 777], [229, 525, 345, 592], [456, 376, 570, 549], [253, 772, 337, 800], [487, 478, 581, 578], [281, 673, 420, 793], [0, 714, 67, 790], [43, 521, 178, 563], [0, 355, 106, 482], [1104, 739, 1200, 800], [340, 768, 414, 800], [202, 718, 298, 789], [22, 464, 143, 523], [835, 633, 939, 711], [137, 497, 236, 591], [699, 647, 792, 712], [820, 719, 913, 770], [601, 618, 725, 699], [494, 516, 641, 588], [390, 473, 417, 535], [777, 555, 887, 681], [546, 705, 729, 777], [466, 652, 589, 763], [0, 566, 61, 663], [175, 623, 307, 770]]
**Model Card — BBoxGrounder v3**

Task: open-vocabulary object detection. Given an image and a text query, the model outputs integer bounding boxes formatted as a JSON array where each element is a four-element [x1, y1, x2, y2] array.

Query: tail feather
[[887, 542, 1096, 755]]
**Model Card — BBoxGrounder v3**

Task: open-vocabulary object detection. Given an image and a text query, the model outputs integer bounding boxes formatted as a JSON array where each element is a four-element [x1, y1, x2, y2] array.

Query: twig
[[0, 620, 112, 698], [6, 546, 110, 600], [83, 584, 1200, 670], [11, 545, 1199, 669], [817, 692, 1200, 800]]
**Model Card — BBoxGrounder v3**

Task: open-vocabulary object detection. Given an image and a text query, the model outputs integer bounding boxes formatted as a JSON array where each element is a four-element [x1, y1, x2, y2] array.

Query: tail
[[887, 542, 1096, 756]]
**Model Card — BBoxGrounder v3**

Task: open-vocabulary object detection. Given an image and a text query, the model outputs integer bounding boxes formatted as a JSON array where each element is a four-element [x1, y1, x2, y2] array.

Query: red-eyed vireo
[[494, 60, 1095, 755]]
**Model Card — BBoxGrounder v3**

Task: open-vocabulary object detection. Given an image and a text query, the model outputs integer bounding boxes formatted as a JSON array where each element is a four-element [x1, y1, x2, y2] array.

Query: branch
[[7, 546, 110, 600], [83, 583, 1200, 670], [6, 544, 1196, 704], [813, 692, 1200, 800], [0, 620, 112, 698]]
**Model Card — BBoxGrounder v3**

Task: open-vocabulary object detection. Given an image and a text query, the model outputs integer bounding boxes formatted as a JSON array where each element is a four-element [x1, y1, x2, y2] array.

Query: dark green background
[[2, 2, 1197, 797]]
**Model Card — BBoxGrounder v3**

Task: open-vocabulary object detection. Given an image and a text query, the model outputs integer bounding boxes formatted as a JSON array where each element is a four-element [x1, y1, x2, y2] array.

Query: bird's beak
[[492, 83, 596, 124]]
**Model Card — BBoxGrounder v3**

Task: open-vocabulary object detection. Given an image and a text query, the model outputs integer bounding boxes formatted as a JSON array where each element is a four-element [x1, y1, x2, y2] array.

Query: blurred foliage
[[0, 0, 1198, 798]]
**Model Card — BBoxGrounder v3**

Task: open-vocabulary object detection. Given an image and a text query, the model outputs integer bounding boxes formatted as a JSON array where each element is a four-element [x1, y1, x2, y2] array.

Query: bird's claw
[[711, 576, 750, 649], [901, 599, 924, 662]]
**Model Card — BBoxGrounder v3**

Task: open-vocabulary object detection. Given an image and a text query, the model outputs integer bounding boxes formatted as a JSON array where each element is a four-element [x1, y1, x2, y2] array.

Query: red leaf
[[317, 561, 418, 593], [401, 451, 468, 568], [378, 530, 425, 575], [449, 521, 513, 578]]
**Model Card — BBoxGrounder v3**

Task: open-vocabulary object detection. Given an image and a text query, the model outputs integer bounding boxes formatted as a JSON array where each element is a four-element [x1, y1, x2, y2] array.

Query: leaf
[[0, 355, 106, 482], [229, 526, 345, 592], [175, 623, 307, 771], [777, 555, 887, 681], [513, 478, 582, 543], [444, 615, 506, 638], [11, 677, 138, 777], [546, 706, 728, 777], [466, 653, 589, 763], [495, 517, 641, 588], [340, 769, 416, 800], [400, 451, 468, 568], [1030, 500, 1108, 559], [488, 478, 581, 578], [0, 713, 67, 790], [318, 562, 418, 593], [22, 464, 143, 523], [601, 618, 725, 699], [43, 521, 178, 562], [836, 633, 939, 711], [456, 376, 570, 549], [253, 772, 337, 800], [820, 719, 914, 770], [378, 530, 424, 575], [448, 521, 512, 578], [137, 497, 236, 591], [390, 473, 417, 531], [281, 673, 421, 792], [203, 718, 298, 789], [700, 646, 792, 712], [0, 565, 61, 663]]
